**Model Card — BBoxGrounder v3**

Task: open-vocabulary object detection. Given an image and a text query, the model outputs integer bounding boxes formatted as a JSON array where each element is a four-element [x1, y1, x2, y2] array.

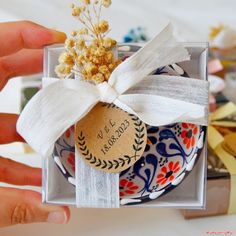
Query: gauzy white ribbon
[[17, 23, 209, 208]]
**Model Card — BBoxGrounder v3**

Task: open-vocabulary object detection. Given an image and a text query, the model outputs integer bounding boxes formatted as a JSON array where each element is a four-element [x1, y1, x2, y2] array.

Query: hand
[[0, 21, 70, 228]]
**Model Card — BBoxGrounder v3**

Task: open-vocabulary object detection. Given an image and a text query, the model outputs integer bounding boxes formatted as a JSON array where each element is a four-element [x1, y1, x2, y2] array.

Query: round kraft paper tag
[[75, 103, 147, 173]]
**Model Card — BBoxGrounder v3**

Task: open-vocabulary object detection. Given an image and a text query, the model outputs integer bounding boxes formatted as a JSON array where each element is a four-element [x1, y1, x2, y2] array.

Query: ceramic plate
[[53, 45, 206, 205]]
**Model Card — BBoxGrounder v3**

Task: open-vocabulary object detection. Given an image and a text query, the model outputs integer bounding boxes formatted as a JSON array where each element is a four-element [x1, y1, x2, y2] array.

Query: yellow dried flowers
[[55, 0, 120, 83], [58, 52, 74, 65], [102, 0, 111, 8], [209, 24, 225, 40], [82, 0, 91, 5], [78, 28, 89, 35], [97, 20, 109, 33], [71, 6, 81, 17]]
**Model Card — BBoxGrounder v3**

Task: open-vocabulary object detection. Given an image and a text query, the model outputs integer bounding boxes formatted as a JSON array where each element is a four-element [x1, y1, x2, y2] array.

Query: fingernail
[[53, 30, 67, 43], [47, 211, 67, 224]]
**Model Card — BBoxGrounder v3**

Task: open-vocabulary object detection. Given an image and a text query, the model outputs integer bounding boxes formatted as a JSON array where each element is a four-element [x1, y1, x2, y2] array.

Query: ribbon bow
[[17, 24, 209, 157]]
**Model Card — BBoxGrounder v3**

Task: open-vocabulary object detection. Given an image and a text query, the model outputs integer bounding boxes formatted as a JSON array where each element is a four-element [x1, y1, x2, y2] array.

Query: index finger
[[0, 21, 66, 57], [0, 113, 24, 144]]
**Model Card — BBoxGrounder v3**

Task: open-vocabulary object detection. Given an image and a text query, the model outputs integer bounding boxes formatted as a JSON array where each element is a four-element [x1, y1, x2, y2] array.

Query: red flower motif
[[156, 161, 180, 185], [67, 152, 75, 172], [65, 126, 75, 138], [119, 179, 139, 197], [181, 123, 198, 149]]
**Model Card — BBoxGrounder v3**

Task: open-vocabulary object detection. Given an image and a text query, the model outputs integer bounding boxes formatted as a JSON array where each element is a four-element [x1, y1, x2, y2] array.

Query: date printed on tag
[[75, 103, 147, 173]]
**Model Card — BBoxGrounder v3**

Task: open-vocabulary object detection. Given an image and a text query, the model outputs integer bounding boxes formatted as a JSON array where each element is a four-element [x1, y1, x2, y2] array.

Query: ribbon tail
[[17, 79, 100, 157], [109, 23, 190, 94], [128, 75, 209, 106], [114, 94, 208, 127]]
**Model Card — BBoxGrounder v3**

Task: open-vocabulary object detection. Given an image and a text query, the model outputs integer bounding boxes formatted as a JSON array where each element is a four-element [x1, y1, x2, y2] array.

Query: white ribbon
[[16, 23, 209, 208]]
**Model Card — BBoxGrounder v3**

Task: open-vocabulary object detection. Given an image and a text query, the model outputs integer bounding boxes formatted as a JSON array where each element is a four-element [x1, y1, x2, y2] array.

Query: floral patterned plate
[[119, 123, 205, 205], [53, 62, 206, 205]]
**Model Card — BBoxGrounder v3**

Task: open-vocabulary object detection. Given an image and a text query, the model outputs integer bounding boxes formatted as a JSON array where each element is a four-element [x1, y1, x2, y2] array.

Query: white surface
[[0, 0, 236, 235]]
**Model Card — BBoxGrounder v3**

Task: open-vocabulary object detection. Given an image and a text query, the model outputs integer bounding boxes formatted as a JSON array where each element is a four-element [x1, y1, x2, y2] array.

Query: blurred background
[[0, 0, 236, 235], [1, 0, 236, 41]]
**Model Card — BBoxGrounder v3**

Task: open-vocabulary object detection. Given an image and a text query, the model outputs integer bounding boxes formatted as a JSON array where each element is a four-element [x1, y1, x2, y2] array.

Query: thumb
[[0, 187, 70, 228]]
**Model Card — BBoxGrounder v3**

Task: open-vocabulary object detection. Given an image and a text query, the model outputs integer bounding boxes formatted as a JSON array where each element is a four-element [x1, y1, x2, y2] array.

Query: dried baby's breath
[[58, 52, 74, 65], [102, 0, 111, 8], [55, 0, 120, 83], [97, 20, 109, 33], [65, 38, 75, 49], [79, 28, 89, 35], [209, 23, 225, 40], [71, 31, 77, 37], [55, 64, 73, 78], [82, 0, 91, 5], [71, 6, 81, 17]]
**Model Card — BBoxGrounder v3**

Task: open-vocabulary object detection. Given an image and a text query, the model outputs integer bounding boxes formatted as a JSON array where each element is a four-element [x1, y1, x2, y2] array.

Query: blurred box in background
[[21, 75, 41, 153], [182, 98, 236, 218], [182, 150, 232, 218]]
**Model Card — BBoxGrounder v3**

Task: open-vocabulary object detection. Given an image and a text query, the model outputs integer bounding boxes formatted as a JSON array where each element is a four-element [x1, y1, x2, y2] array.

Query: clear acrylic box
[[42, 43, 208, 208]]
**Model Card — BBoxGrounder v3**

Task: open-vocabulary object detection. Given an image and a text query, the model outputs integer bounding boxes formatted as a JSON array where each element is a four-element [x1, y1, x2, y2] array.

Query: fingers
[[0, 21, 66, 57], [0, 113, 24, 144], [0, 157, 41, 186], [0, 187, 70, 227], [0, 49, 43, 90]]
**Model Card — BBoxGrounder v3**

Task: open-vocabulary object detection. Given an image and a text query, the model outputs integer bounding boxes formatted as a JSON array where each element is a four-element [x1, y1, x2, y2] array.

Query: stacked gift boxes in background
[[182, 101, 236, 218], [182, 24, 236, 218]]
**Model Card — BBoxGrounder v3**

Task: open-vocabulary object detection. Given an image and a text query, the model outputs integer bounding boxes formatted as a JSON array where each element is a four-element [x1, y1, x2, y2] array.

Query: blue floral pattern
[[119, 124, 205, 204]]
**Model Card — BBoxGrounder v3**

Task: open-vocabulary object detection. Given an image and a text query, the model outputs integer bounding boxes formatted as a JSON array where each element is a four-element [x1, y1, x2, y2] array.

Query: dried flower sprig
[[55, 0, 121, 83], [209, 23, 225, 40]]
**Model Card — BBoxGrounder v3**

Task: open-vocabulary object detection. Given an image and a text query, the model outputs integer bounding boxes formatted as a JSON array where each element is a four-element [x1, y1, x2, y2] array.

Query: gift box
[[15, 0, 209, 207], [32, 39, 209, 208], [182, 102, 236, 218]]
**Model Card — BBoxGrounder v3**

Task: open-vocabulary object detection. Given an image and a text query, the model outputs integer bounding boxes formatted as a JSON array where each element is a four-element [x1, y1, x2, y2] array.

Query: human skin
[[0, 21, 70, 228]]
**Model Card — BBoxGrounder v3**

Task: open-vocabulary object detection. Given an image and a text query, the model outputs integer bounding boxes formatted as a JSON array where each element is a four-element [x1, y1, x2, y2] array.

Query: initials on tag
[[75, 103, 147, 173]]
